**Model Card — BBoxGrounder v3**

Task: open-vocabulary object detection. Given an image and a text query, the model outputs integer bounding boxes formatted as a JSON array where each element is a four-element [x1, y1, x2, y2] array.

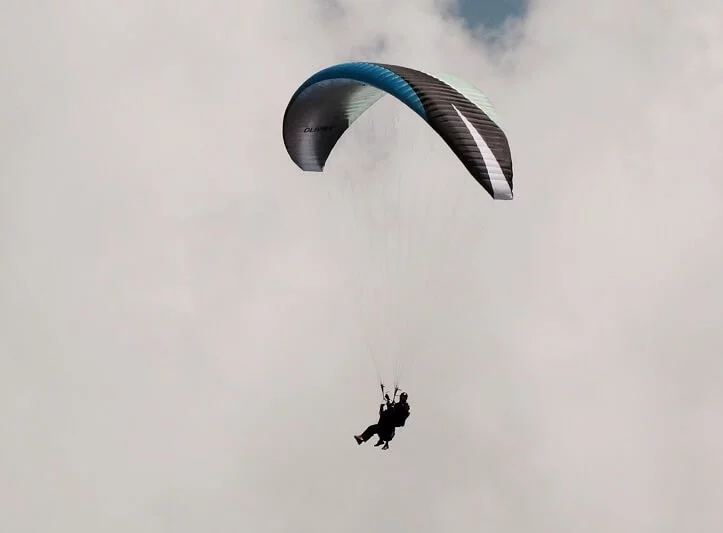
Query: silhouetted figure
[[354, 392, 410, 450]]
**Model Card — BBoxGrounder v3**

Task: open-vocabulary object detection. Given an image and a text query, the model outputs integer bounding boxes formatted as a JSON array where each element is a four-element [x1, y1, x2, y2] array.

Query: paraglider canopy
[[282, 61, 513, 200]]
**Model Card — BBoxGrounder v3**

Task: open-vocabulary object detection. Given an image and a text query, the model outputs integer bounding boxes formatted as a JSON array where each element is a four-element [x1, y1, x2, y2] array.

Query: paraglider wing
[[282, 62, 513, 199]]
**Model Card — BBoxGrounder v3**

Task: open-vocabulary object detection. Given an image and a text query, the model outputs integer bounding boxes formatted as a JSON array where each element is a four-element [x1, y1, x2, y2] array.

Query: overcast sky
[[2, 1, 722, 532]]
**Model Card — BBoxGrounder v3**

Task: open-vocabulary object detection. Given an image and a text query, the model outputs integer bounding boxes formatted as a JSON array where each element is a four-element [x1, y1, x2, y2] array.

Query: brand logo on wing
[[304, 126, 335, 133]]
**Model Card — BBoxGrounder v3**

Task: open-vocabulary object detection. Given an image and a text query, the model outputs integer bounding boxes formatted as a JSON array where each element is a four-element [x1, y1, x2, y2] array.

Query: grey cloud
[[2, 0, 722, 531]]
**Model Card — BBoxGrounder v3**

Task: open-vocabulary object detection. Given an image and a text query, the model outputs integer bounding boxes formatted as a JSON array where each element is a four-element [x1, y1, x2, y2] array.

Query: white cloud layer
[[2, 0, 722, 531]]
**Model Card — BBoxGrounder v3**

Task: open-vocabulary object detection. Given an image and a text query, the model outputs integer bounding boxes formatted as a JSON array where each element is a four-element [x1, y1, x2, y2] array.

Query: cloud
[[2, 0, 722, 531]]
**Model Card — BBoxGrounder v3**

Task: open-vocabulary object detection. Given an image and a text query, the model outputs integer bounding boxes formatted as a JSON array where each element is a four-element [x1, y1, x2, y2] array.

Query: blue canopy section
[[289, 62, 427, 121]]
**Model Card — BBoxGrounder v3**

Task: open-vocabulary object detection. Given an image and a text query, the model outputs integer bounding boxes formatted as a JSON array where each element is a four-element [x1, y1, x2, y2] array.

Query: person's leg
[[378, 426, 395, 449], [354, 424, 379, 444]]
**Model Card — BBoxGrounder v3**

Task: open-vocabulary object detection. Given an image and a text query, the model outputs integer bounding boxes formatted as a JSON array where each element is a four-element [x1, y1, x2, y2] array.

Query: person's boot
[[374, 439, 384, 446], [382, 442, 389, 450], [354, 435, 364, 445]]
